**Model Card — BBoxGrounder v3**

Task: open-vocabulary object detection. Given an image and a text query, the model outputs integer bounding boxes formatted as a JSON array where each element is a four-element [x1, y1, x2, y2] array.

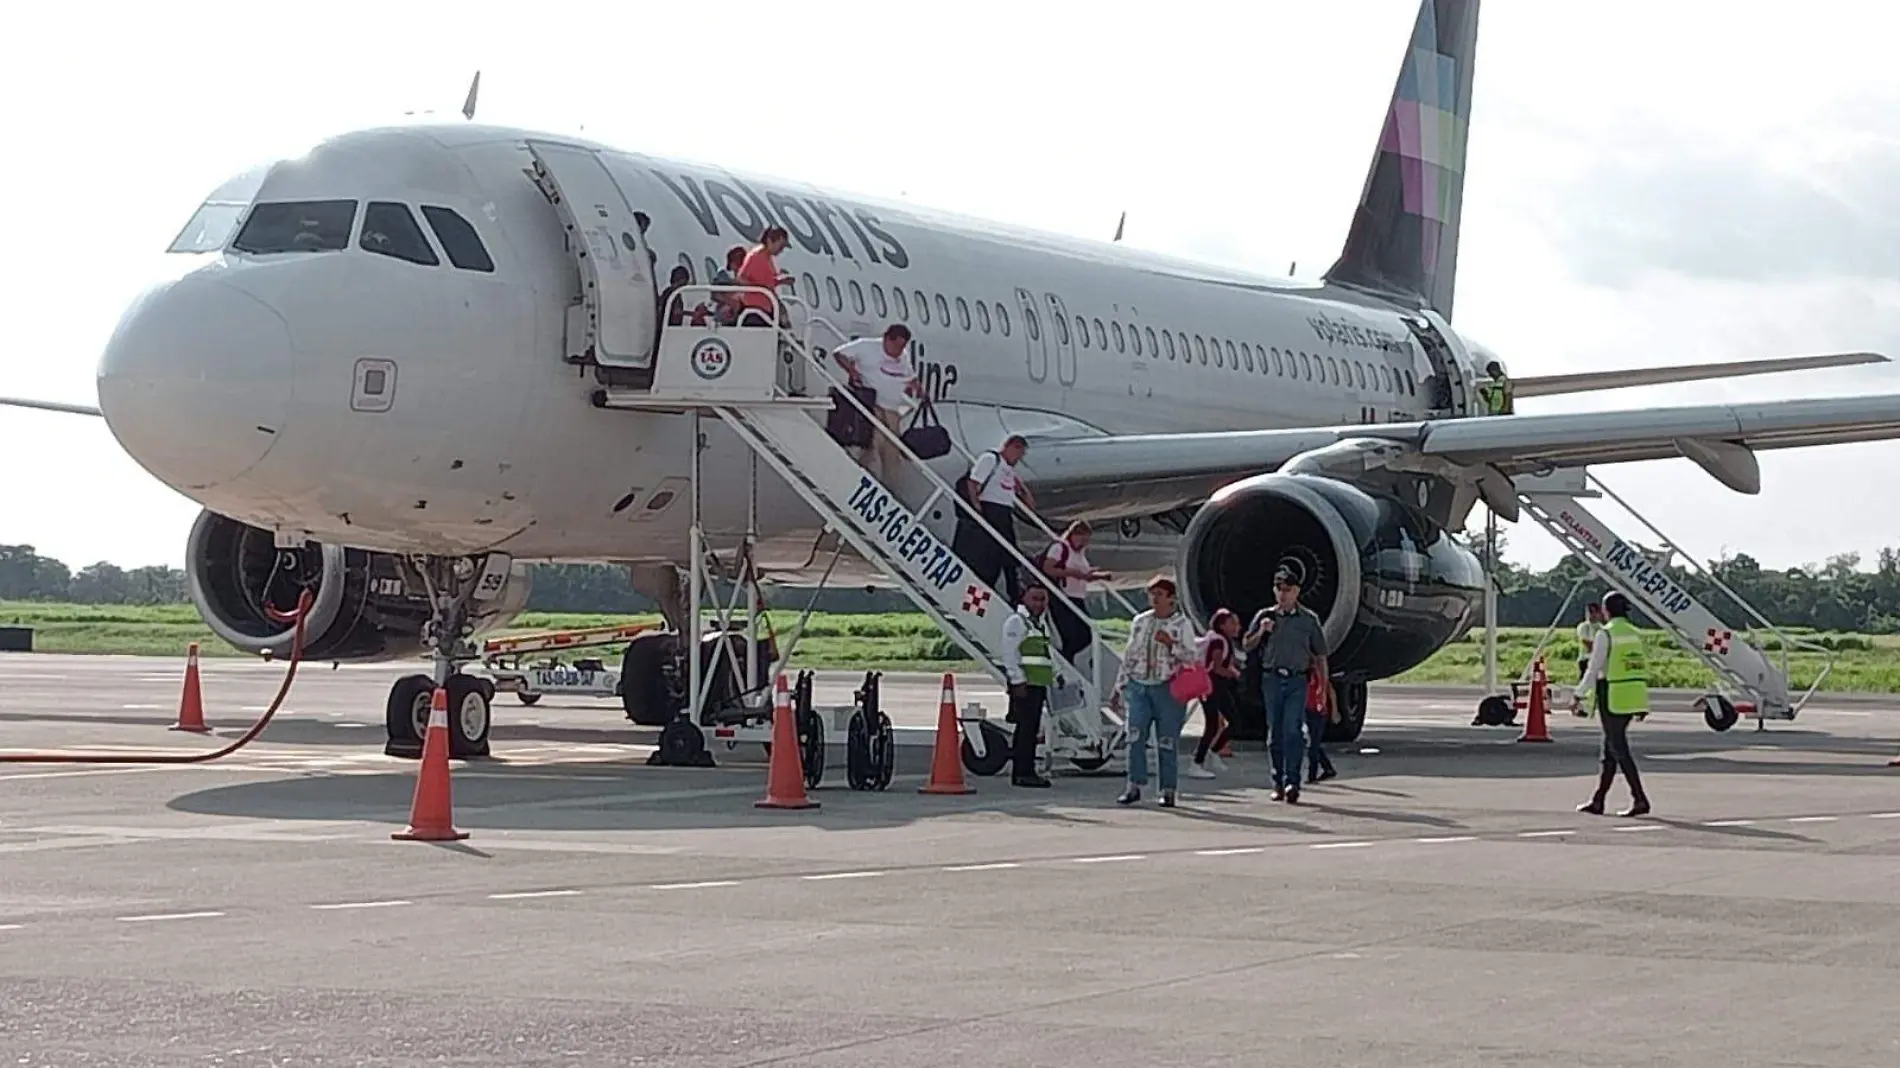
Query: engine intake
[[185, 510, 531, 661], [1177, 473, 1485, 683]]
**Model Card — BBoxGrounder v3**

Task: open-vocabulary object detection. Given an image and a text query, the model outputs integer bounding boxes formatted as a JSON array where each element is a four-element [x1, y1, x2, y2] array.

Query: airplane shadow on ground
[[157, 715, 1895, 838]]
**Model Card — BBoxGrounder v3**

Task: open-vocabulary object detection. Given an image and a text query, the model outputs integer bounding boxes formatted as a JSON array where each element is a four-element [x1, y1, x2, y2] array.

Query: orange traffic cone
[[920, 673, 975, 795], [1518, 657, 1553, 743], [757, 674, 819, 810], [169, 642, 211, 734], [392, 685, 470, 841]]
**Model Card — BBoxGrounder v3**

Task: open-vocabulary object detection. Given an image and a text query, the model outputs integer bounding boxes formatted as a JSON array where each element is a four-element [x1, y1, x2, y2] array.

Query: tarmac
[[3, 651, 1899, 1066]]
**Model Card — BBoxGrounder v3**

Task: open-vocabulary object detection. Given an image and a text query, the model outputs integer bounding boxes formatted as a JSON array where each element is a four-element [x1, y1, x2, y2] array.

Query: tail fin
[[1322, 0, 1482, 321]]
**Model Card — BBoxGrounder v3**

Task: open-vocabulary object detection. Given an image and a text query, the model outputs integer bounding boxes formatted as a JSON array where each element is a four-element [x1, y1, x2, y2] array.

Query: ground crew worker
[[1476, 359, 1513, 415], [1572, 591, 1652, 817], [1574, 601, 1605, 717], [1000, 584, 1055, 789]]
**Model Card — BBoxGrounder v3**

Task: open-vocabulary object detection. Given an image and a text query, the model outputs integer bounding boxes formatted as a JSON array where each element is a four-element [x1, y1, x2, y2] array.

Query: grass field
[[4, 601, 1897, 693]]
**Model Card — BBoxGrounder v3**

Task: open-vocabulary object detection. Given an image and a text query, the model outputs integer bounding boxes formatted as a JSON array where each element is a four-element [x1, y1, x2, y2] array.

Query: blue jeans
[[1123, 680, 1186, 791], [1262, 673, 1307, 790]]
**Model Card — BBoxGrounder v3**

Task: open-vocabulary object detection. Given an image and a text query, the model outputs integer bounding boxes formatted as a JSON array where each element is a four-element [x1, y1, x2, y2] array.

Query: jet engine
[[184, 510, 531, 662], [1177, 473, 1487, 733]]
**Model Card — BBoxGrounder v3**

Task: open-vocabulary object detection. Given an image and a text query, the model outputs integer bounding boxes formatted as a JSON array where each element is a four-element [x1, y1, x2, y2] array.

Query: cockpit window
[[420, 206, 496, 273], [359, 202, 440, 266], [232, 200, 357, 254]]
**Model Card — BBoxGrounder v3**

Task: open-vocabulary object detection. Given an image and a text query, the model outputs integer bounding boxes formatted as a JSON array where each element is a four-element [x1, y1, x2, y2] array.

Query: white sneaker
[[1185, 762, 1216, 779]]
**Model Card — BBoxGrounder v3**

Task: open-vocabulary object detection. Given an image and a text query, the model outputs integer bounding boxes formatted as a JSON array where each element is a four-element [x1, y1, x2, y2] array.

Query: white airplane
[[6, 0, 1897, 758]]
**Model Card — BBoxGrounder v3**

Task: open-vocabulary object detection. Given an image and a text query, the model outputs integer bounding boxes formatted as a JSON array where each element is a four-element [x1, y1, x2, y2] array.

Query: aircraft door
[[1015, 287, 1048, 383], [1044, 292, 1078, 387], [524, 140, 658, 369]]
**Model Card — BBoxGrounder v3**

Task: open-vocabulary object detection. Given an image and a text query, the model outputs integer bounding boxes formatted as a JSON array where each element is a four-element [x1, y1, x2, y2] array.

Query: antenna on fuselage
[[462, 71, 480, 121], [1113, 211, 1126, 242]]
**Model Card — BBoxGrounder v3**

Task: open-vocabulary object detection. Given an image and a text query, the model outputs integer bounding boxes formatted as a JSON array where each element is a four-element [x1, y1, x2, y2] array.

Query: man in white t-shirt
[[954, 434, 1034, 605], [832, 324, 919, 484]]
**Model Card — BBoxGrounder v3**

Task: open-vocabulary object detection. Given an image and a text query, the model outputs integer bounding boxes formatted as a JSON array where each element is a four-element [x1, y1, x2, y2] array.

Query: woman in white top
[[1109, 576, 1202, 807], [1040, 520, 1111, 666], [832, 324, 919, 484]]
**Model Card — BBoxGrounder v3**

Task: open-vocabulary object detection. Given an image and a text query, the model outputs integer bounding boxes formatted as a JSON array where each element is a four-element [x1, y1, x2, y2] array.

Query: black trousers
[[1050, 595, 1092, 664], [1008, 684, 1047, 779], [958, 502, 1023, 605], [1593, 680, 1647, 803]]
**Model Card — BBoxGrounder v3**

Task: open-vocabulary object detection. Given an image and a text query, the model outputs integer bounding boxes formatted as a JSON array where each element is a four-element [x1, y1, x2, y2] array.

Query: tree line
[[7, 538, 1900, 633]]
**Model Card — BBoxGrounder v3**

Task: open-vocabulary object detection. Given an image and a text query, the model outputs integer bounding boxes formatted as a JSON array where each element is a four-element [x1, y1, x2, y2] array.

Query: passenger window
[[871, 283, 888, 318], [893, 287, 910, 320], [849, 280, 866, 315], [419, 206, 494, 272], [934, 293, 950, 325], [357, 202, 439, 266], [996, 302, 1011, 337], [956, 296, 972, 330], [233, 199, 357, 254], [916, 290, 931, 324], [826, 276, 844, 312], [1075, 316, 1089, 348], [976, 300, 992, 333]]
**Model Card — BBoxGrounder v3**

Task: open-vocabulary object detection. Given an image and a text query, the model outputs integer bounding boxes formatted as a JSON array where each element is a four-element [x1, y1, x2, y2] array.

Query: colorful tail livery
[[1324, 0, 1481, 321]]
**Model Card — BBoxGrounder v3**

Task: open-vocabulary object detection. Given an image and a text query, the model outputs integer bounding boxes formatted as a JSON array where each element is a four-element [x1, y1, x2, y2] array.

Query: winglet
[[0, 396, 102, 417], [462, 71, 480, 121]]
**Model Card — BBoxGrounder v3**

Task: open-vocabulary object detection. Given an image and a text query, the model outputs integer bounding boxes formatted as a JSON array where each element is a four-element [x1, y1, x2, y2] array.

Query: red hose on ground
[[0, 588, 315, 764]]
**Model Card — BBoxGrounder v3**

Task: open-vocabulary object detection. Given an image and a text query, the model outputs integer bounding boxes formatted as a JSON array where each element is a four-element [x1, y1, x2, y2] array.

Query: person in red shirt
[[736, 227, 793, 326], [1305, 665, 1338, 783]]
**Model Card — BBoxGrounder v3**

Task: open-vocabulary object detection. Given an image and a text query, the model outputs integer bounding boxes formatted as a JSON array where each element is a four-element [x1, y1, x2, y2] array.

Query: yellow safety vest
[[1017, 612, 1054, 687], [1600, 616, 1649, 716]]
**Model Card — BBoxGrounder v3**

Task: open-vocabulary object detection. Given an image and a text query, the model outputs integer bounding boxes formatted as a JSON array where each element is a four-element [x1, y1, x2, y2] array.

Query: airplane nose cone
[[96, 274, 292, 491]]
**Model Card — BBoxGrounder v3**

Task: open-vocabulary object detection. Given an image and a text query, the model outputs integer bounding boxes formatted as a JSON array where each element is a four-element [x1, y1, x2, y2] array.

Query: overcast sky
[[3, 0, 1898, 576]]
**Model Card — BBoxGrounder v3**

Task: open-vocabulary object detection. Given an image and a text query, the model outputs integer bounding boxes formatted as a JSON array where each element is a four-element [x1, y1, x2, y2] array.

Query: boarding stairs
[[1513, 470, 1834, 729], [590, 296, 1127, 769]]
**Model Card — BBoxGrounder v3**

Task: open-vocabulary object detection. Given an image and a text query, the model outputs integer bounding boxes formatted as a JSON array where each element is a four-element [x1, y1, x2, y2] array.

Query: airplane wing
[[1024, 390, 1900, 519], [1510, 351, 1887, 398], [0, 396, 102, 417]]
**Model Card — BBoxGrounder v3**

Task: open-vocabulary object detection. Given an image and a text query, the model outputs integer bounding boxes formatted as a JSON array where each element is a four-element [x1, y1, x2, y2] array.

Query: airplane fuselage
[[97, 124, 1479, 581]]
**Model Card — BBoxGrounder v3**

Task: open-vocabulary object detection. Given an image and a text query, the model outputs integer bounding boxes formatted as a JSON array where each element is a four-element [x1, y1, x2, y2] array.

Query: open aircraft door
[[525, 140, 658, 370]]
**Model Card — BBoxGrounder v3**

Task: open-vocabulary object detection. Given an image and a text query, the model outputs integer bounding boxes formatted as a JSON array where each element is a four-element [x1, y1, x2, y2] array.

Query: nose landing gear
[[382, 555, 498, 760]]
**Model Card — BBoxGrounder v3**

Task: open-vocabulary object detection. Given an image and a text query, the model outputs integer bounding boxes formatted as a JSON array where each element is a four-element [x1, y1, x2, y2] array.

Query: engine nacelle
[[1177, 473, 1486, 681], [185, 510, 532, 662]]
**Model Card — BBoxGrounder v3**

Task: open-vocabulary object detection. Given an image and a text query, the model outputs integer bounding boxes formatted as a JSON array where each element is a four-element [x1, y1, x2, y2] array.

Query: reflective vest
[[1477, 378, 1510, 415], [1600, 616, 1649, 716], [1018, 611, 1054, 687]]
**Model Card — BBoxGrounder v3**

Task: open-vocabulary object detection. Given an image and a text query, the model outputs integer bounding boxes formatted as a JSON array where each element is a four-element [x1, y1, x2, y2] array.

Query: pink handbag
[[1169, 663, 1212, 704]]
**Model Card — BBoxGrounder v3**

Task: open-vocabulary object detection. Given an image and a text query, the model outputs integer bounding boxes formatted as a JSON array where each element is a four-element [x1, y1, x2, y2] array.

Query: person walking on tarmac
[[1574, 601, 1606, 717], [1572, 591, 1652, 817], [1000, 584, 1055, 789]]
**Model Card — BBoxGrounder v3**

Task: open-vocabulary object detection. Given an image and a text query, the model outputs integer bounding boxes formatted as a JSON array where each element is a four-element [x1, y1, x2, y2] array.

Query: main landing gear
[[383, 556, 496, 760]]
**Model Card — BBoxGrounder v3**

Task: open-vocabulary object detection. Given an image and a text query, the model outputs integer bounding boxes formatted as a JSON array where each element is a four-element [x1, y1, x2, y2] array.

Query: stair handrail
[[656, 284, 1129, 711], [782, 306, 1148, 627], [1587, 473, 1835, 707]]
